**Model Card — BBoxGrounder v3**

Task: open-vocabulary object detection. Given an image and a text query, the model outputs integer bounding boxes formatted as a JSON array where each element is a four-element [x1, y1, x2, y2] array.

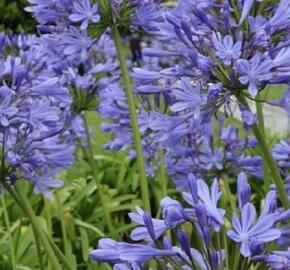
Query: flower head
[[69, 0, 100, 30], [212, 33, 242, 65], [227, 203, 281, 257]]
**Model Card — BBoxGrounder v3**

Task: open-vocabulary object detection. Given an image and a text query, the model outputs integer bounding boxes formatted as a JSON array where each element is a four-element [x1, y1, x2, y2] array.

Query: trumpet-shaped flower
[[69, 0, 100, 30], [227, 203, 281, 257], [235, 55, 273, 97], [212, 33, 242, 65]]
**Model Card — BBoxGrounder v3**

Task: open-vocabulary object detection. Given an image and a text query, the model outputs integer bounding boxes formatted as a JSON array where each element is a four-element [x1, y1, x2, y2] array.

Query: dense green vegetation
[[0, 0, 35, 32]]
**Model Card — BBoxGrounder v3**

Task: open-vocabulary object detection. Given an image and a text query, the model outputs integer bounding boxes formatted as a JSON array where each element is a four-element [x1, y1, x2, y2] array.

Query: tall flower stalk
[[1, 195, 17, 270], [255, 93, 271, 193], [9, 182, 62, 270], [83, 113, 115, 236], [111, 25, 151, 213], [238, 95, 290, 209]]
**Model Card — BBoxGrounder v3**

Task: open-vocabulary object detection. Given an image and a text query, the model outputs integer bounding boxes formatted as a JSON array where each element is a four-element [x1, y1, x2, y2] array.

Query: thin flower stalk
[[238, 95, 290, 208], [13, 182, 63, 270], [1, 195, 17, 270], [112, 25, 151, 212], [83, 113, 115, 236], [255, 95, 271, 193]]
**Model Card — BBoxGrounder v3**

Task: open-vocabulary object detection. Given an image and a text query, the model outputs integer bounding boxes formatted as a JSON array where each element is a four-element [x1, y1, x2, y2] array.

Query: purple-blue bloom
[[62, 27, 92, 61], [239, 0, 255, 25], [90, 238, 176, 265], [273, 140, 290, 168], [183, 178, 225, 229], [235, 55, 273, 96], [129, 206, 169, 242], [69, 0, 100, 30], [227, 202, 281, 257], [0, 86, 18, 127], [254, 251, 290, 270], [237, 171, 251, 209], [212, 33, 242, 65]]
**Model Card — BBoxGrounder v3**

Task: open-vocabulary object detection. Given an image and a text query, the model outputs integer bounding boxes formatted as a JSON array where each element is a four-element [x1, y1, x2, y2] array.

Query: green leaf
[[79, 228, 89, 262], [74, 219, 105, 237]]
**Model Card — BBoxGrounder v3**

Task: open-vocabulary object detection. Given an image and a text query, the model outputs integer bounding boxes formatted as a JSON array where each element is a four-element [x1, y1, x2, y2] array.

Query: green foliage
[[0, 0, 36, 33], [0, 112, 144, 269], [89, 0, 134, 39]]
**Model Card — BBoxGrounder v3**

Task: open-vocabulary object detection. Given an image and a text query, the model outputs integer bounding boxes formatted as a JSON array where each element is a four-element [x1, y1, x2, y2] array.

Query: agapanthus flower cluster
[[133, 68, 263, 185], [90, 172, 290, 269], [132, 0, 290, 123], [0, 32, 77, 199], [23, 1, 290, 268]]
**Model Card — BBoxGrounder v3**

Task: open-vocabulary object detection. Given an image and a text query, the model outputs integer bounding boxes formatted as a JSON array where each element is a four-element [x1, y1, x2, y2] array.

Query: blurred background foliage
[[0, 0, 35, 32]]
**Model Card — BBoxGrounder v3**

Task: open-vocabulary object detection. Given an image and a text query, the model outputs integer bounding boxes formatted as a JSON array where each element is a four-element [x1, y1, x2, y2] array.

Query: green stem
[[232, 244, 240, 270], [252, 123, 290, 208], [241, 258, 249, 270], [83, 113, 115, 236], [216, 232, 223, 270], [45, 199, 52, 270], [240, 258, 247, 270], [256, 0, 266, 16], [111, 25, 151, 212], [13, 182, 62, 270], [238, 95, 290, 209], [32, 222, 45, 270], [158, 149, 167, 198], [190, 222, 210, 268], [229, 0, 240, 23], [43, 231, 75, 270], [56, 192, 70, 257], [1, 195, 17, 270], [3, 182, 45, 270], [223, 177, 237, 213], [255, 98, 271, 193], [222, 227, 230, 270]]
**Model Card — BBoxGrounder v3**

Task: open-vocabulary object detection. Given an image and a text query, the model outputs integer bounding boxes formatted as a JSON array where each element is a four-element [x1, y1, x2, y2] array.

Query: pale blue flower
[[69, 0, 100, 30]]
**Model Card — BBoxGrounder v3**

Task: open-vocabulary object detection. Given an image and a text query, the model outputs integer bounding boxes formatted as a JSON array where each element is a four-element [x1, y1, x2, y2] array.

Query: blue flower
[[254, 251, 290, 270], [161, 197, 191, 227], [235, 55, 273, 96], [239, 0, 255, 25], [212, 33, 242, 65], [227, 203, 281, 257], [118, 243, 176, 263], [32, 171, 63, 200], [237, 172, 251, 209], [170, 79, 206, 119], [129, 206, 168, 242], [90, 238, 176, 265], [28, 99, 60, 129], [183, 178, 225, 229], [25, 0, 68, 25], [199, 148, 223, 171], [240, 108, 257, 130], [89, 238, 122, 264], [0, 86, 18, 127], [268, 87, 290, 115], [269, 0, 290, 31], [273, 140, 290, 168], [69, 0, 100, 30], [63, 27, 92, 61], [133, 3, 163, 31]]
